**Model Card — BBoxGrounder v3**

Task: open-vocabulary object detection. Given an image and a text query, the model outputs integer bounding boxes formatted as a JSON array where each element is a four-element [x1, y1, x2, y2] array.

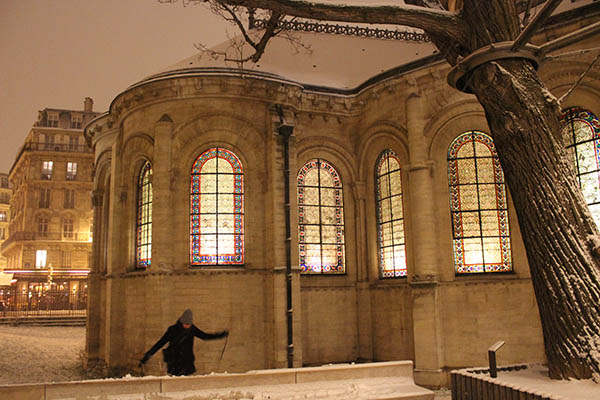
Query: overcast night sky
[[0, 0, 230, 174]]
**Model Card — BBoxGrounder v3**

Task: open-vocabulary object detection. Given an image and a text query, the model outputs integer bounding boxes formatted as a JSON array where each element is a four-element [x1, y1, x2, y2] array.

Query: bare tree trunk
[[473, 57, 600, 381]]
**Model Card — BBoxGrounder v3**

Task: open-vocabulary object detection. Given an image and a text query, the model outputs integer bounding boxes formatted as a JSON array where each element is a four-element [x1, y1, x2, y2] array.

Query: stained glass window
[[297, 159, 345, 274], [375, 150, 407, 278], [190, 148, 244, 265], [136, 161, 152, 268], [561, 107, 600, 226], [448, 131, 512, 274]]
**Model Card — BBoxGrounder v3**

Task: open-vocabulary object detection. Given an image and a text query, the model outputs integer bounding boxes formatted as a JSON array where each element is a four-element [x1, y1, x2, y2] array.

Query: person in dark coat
[[139, 309, 228, 376]]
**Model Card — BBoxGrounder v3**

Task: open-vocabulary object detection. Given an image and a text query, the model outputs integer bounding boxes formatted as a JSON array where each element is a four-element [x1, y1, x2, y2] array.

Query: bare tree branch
[[210, 0, 466, 43], [559, 51, 600, 104]]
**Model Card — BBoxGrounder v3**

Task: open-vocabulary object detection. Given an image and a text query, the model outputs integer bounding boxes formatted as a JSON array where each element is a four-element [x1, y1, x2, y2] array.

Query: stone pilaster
[[406, 93, 445, 387], [151, 115, 175, 333]]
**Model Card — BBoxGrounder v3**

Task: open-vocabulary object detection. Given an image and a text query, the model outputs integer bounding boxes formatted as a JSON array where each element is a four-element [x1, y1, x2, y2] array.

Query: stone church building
[[84, 2, 600, 387]]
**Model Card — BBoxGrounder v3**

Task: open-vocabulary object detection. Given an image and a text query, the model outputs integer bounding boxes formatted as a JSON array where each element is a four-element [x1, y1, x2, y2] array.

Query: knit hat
[[179, 309, 193, 325]]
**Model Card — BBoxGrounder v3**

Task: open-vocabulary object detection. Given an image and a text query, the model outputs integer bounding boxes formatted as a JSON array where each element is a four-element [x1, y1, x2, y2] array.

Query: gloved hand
[[139, 353, 150, 367], [222, 330, 229, 337]]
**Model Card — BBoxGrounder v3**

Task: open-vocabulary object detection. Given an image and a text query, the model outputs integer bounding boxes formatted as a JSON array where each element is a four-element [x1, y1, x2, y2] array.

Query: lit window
[[561, 107, 600, 226], [375, 150, 407, 278], [0, 211, 6, 222], [136, 161, 152, 268], [66, 162, 77, 180], [42, 161, 53, 180], [448, 131, 512, 274], [190, 148, 244, 265], [35, 250, 47, 268], [297, 159, 345, 274]]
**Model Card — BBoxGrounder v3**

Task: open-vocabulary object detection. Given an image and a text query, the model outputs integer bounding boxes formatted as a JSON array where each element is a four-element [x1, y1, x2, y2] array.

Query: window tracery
[[136, 161, 152, 268], [190, 148, 244, 265], [448, 131, 512, 274], [297, 159, 345, 274], [561, 107, 600, 226], [375, 150, 407, 278]]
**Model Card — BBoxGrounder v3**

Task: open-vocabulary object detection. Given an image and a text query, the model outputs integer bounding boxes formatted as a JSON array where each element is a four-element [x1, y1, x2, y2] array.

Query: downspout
[[276, 105, 295, 368]]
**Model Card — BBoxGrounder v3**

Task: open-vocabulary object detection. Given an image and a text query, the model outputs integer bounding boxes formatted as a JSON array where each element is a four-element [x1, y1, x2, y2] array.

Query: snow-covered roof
[[136, 31, 438, 93]]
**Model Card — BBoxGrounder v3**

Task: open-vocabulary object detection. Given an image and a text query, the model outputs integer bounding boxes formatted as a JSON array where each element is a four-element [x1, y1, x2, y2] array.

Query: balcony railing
[[21, 141, 92, 154], [1, 231, 91, 250]]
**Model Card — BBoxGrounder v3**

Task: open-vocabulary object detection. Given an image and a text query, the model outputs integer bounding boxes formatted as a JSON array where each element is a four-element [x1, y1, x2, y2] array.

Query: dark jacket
[[143, 321, 227, 375]]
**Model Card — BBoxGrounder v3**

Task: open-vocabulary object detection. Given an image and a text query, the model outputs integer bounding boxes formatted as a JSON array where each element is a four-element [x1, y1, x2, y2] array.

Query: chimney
[[84, 97, 94, 113]]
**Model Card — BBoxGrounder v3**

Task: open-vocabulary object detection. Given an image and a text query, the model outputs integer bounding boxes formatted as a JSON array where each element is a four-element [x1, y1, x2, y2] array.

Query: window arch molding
[[356, 132, 409, 281]]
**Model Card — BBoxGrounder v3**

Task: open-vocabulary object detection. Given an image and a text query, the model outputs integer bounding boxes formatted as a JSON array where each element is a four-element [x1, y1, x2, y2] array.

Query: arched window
[[136, 161, 152, 268], [297, 159, 345, 274], [190, 148, 244, 265], [561, 107, 600, 226], [375, 150, 406, 278], [448, 131, 511, 274]]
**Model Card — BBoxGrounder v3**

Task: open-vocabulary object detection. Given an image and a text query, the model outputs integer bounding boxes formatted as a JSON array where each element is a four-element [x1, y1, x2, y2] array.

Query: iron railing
[[0, 289, 87, 317], [19, 141, 92, 154]]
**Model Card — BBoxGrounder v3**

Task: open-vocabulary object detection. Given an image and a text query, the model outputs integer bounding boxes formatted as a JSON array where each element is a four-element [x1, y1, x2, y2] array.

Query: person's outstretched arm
[[140, 326, 173, 365], [192, 325, 228, 340]]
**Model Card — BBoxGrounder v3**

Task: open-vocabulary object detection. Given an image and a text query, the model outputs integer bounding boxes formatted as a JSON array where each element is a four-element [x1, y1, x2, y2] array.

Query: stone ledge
[[0, 361, 434, 400]]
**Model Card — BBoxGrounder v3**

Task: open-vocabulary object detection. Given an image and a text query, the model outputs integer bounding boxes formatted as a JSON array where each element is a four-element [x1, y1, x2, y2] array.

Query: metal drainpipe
[[276, 105, 295, 368]]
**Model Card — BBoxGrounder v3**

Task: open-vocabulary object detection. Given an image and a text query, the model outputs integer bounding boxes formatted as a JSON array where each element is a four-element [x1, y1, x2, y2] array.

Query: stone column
[[406, 92, 445, 387]]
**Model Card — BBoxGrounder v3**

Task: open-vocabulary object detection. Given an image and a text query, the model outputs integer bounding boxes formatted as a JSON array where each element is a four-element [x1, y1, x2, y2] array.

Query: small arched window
[[561, 107, 600, 226], [297, 159, 345, 274], [190, 148, 244, 265], [135, 161, 152, 268], [375, 150, 406, 278], [448, 131, 512, 274]]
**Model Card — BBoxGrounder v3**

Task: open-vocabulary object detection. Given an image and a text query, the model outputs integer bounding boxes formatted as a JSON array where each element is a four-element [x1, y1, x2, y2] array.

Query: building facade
[[1, 98, 100, 310], [84, 3, 600, 387], [0, 173, 10, 270]]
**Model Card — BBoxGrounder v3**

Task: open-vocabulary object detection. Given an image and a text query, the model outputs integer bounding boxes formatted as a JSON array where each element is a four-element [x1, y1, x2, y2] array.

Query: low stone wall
[[451, 365, 560, 399], [0, 360, 433, 400]]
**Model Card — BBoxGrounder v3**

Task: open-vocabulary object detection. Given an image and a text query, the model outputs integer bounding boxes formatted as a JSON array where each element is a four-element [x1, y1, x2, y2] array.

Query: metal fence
[[0, 288, 87, 317]]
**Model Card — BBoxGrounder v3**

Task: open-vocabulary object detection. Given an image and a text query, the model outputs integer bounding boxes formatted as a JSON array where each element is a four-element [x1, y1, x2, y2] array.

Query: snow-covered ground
[[0, 325, 88, 385]]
